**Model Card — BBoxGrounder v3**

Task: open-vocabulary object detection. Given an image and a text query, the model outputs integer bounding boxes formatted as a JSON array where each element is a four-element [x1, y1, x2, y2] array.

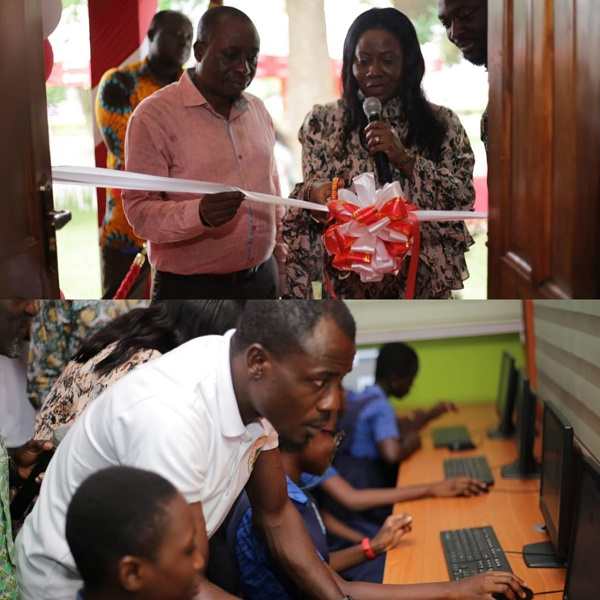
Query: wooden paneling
[[574, 0, 600, 297], [488, 0, 600, 298], [0, 0, 59, 297]]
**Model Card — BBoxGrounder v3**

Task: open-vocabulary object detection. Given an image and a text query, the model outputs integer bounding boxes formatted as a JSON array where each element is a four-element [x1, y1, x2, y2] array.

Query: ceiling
[[344, 300, 524, 344]]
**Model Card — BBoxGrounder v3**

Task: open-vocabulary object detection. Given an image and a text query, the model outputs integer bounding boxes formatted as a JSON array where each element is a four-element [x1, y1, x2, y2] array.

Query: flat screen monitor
[[501, 371, 541, 479], [488, 351, 517, 439], [523, 401, 574, 567], [563, 455, 600, 600]]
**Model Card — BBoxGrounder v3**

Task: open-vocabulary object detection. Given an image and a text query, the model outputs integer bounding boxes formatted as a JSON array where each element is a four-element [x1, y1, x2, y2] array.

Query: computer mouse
[[492, 586, 534, 600], [448, 440, 476, 451]]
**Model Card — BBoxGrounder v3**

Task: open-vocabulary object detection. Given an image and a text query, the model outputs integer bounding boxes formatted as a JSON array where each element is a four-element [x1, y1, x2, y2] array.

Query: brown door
[[0, 1, 68, 298], [487, 0, 600, 298]]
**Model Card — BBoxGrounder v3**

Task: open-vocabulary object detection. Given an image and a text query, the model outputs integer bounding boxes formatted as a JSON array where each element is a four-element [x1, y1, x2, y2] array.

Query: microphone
[[10, 423, 72, 521], [362, 97, 392, 185]]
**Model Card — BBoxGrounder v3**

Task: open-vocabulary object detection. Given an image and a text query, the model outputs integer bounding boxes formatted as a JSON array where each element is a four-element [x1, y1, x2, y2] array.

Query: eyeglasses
[[320, 428, 345, 453]]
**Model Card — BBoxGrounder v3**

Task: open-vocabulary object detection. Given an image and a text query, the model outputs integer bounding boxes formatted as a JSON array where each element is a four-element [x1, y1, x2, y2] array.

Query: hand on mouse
[[429, 477, 488, 498], [447, 571, 530, 600]]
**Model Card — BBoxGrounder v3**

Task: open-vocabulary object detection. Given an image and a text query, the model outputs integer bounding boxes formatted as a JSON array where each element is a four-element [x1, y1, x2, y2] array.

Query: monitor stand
[[522, 540, 567, 568], [487, 426, 515, 439], [500, 460, 541, 479]]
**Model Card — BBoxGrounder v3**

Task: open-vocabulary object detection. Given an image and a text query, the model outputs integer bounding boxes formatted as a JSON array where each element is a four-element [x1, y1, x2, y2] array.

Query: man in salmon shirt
[[123, 6, 286, 299]]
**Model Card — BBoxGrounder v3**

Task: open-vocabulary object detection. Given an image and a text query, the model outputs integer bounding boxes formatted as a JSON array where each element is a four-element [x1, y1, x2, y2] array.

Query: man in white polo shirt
[[16, 300, 357, 600]]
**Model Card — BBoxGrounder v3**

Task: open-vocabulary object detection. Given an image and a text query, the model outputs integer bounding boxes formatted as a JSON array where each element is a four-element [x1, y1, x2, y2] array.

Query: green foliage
[[412, 4, 439, 44], [158, 0, 208, 11], [45, 85, 67, 106]]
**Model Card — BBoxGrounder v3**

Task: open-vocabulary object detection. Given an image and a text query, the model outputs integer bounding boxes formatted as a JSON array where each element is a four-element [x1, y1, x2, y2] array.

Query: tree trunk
[[285, 0, 335, 182]]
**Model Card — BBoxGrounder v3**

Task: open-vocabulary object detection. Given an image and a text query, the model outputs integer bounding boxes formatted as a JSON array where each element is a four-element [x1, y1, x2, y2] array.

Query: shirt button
[[238, 154, 243, 159]]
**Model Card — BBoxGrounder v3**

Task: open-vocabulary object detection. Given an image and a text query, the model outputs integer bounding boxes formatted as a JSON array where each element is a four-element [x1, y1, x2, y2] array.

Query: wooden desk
[[383, 403, 564, 597]]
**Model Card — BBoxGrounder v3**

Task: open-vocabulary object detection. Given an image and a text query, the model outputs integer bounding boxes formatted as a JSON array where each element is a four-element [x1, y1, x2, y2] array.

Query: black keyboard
[[440, 525, 512, 580], [444, 456, 495, 486], [431, 425, 474, 448]]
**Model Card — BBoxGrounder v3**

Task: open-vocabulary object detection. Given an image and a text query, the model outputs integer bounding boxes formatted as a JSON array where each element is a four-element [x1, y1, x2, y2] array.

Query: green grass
[[454, 220, 488, 299], [54, 188, 102, 299]]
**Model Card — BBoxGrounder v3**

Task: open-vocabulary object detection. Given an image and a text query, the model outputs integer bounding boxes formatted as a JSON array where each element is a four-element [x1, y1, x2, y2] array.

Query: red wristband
[[361, 537, 376, 560]]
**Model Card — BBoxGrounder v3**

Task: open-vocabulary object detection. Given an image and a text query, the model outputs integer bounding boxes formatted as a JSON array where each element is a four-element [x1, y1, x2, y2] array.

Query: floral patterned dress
[[282, 97, 475, 299], [33, 343, 160, 440], [27, 300, 147, 410]]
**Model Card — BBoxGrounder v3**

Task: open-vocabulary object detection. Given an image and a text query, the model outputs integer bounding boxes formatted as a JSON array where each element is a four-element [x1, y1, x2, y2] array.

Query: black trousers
[[152, 255, 279, 299]]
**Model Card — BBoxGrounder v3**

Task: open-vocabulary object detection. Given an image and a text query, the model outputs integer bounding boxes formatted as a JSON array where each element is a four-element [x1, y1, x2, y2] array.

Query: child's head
[[376, 342, 419, 398], [66, 466, 203, 600]]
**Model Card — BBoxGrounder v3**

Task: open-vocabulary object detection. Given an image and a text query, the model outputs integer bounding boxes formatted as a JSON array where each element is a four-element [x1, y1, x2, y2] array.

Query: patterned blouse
[[282, 96, 475, 299], [27, 300, 147, 410], [34, 343, 160, 440], [95, 59, 184, 251]]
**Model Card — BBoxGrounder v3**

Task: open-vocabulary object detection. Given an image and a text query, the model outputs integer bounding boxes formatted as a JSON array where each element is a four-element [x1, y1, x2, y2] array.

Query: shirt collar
[[216, 330, 267, 442], [365, 383, 386, 397], [179, 69, 250, 116], [286, 475, 309, 506]]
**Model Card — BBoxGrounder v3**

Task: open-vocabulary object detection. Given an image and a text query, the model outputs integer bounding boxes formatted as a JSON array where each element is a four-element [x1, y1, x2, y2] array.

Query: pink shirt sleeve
[[123, 115, 207, 244]]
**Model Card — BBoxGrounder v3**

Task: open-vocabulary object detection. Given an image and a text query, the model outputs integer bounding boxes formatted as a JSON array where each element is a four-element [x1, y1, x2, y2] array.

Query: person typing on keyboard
[[232, 410, 531, 600], [331, 343, 487, 527]]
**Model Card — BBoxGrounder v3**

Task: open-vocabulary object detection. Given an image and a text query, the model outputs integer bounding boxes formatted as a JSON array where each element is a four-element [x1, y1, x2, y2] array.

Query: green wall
[[370, 333, 525, 410]]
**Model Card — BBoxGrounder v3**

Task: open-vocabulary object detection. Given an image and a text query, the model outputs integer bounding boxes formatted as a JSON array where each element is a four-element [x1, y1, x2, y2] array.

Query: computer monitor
[[500, 371, 541, 479], [563, 455, 600, 600], [522, 401, 575, 567], [488, 351, 517, 439]]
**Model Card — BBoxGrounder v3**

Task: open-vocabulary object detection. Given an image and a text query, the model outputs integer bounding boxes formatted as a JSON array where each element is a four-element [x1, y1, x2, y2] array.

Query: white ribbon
[[52, 165, 325, 212], [51, 165, 488, 221]]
